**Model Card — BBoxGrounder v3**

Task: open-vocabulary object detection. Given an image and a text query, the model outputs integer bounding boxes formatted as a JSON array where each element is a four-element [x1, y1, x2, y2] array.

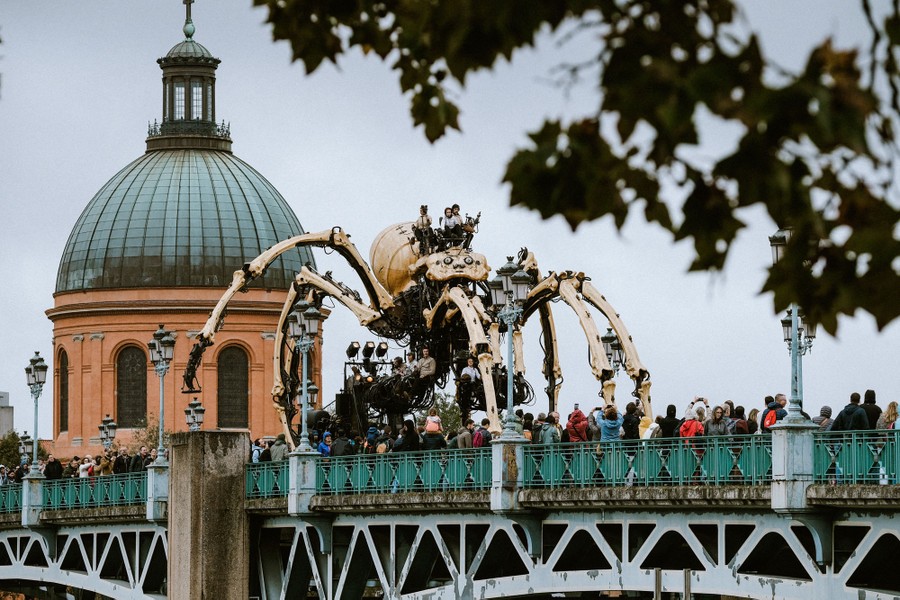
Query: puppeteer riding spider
[[183, 207, 651, 447]]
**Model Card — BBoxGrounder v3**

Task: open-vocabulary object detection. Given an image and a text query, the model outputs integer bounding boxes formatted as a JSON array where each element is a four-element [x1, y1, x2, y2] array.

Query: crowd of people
[[241, 388, 896, 461], [0, 446, 165, 485], [5, 391, 890, 483]]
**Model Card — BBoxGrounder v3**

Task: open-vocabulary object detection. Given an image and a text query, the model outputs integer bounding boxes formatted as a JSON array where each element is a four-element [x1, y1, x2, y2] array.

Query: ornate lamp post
[[288, 302, 321, 452], [601, 328, 625, 374], [184, 398, 206, 432], [147, 324, 176, 463], [24, 352, 48, 467], [489, 257, 531, 438], [768, 228, 814, 422], [98, 414, 118, 451]]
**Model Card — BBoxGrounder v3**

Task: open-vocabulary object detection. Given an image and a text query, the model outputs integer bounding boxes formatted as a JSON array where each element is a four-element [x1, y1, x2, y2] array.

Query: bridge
[[1, 427, 899, 599]]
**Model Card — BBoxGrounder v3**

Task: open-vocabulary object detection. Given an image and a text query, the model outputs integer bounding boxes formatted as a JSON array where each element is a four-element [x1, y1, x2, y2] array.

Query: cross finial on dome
[[183, 0, 195, 40]]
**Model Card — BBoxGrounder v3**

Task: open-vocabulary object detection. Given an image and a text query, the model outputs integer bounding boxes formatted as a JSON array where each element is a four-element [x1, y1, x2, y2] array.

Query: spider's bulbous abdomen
[[370, 221, 419, 296]]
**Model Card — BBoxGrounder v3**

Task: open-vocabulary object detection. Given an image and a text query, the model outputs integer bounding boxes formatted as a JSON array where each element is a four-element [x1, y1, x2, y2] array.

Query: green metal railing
[[814, 429, 900, 484], [524, 436, 774, 488], [0, 483, 22, 513], [316, 448, 493, 495], [42, 472, 148, 510], [246, 460, 290, 498]]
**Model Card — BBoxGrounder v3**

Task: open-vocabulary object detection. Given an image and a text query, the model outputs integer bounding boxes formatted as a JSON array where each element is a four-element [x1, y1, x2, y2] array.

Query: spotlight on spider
[[362, 341, 376, 359], [346, 341, 360, 359], [376, 341, 389, 358]]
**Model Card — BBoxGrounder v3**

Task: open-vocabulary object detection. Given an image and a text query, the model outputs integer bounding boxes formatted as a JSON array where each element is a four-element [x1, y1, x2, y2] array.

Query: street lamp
[[768, 228, 813, 422], [490, 257, 531, 438], [184, 397, 206, 432], [288, 302, 321, 452], [148, 324, 176, 463], [98, 414, 118, 450], [601, 328, 625, 373], [24, 351, 48, 468]]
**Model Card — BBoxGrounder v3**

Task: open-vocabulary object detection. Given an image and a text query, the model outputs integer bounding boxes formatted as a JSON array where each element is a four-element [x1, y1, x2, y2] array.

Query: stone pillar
[[770, 421, 818, 512], [287, 449, 319, 515], [21, 472, 45, 527], [490, 435, 528, 513], [168, 431, 250, 600]]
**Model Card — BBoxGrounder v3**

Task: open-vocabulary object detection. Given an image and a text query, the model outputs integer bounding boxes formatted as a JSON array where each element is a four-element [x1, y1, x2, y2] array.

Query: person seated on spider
[[457, 355, 483, 404], [413, 346, 437, 398], [391, 356, 406, 377], [413, 204, 434, 254], [442, 205, 464, 246]]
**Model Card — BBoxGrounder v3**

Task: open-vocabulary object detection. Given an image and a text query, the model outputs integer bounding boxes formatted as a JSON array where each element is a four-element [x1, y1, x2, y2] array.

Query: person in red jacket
[[565, 407, 590, 442], [680, 407, 705, 438]]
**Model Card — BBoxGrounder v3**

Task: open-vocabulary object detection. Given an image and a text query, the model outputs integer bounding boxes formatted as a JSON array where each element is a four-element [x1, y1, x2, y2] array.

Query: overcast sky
[[0, 1, 896, 440]]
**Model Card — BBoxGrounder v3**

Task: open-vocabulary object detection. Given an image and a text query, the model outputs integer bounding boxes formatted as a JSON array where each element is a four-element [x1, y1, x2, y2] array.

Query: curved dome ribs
[[55, 150, 313, 293]]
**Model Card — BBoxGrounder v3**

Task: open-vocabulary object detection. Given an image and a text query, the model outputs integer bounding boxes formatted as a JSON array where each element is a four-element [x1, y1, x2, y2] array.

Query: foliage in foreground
[[254, 0, 900, 333]]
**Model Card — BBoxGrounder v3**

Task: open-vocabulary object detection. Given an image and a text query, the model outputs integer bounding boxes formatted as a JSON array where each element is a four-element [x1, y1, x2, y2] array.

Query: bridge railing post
[[21, 471, 45, 527], [491, 431, 528, 513], [288, 449, 319, 515], [146, 462, 169, 522], [770, 420, 818, 513]]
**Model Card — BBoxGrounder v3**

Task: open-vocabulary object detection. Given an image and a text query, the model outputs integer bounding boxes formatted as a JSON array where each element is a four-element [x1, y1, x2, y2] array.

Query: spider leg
[[579, 279, 652, 419], [185, 228, 395, 399]]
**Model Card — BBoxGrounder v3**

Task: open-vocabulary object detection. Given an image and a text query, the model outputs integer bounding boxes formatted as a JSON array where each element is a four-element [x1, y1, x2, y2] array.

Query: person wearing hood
[[622, 402, 641, 440], [812, 406, 834, 431], [270, 433, 288, 461], [861, 389, 881, 430], [598, 406, 624, 442], [565, 408, 589, 442], [659, 404, 681, 437], [317, 432, 333, 457], [831, 393, 869, 431]]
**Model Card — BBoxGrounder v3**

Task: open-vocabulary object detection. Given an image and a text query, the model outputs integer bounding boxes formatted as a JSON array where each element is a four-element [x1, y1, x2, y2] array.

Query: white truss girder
[[0, 523, 168, 599], [255, 510, 900, 600]]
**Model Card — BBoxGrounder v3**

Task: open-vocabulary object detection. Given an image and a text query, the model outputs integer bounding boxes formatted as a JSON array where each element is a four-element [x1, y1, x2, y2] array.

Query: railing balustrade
[[42, 472, 148, 510], [245, 460, 290, 498], [523, 435, 774, 488], [0, 483, 22, 513], [316, 447, 492, 495], [814, 429, 900, 484]]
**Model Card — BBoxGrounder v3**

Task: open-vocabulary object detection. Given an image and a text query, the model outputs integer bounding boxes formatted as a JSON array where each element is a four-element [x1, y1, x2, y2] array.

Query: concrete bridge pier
[[169, 430, 250, 600]]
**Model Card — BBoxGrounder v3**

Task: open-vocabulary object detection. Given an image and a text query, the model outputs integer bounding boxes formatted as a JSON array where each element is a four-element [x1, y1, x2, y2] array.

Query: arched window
[[58, 350, 69, 432], [217, 346, 249, 428], [117, 345, 147, 428]]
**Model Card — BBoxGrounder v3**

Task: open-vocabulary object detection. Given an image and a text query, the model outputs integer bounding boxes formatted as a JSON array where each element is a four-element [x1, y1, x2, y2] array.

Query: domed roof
[[56, 149, 314, 293], [165, 39, 214, 60]]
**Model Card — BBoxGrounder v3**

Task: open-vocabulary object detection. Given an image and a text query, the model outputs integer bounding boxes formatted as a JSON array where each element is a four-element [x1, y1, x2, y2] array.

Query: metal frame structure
[[252, 510, 900, 600], [183, 225, 652, 443], [0, 523, 168, 599]]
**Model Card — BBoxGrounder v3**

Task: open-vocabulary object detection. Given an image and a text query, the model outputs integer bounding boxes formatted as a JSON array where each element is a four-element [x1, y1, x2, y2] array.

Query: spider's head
[[425, 248, 490, 282]]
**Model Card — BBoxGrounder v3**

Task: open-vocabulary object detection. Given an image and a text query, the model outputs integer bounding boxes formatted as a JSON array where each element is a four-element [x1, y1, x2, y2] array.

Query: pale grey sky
[[0, 1, 896, 440]]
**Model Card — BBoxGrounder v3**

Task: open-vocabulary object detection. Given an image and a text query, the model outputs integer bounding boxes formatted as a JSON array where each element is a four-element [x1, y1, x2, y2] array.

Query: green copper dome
[[55, 149, 313, 292], [165, 39, 214, 60], [56, 10, 314, 294]]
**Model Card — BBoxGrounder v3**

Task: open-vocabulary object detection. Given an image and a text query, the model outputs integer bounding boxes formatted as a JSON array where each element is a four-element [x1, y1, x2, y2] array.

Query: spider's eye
[[464, 257, 474, 264], [443, 257, 453, 265]]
